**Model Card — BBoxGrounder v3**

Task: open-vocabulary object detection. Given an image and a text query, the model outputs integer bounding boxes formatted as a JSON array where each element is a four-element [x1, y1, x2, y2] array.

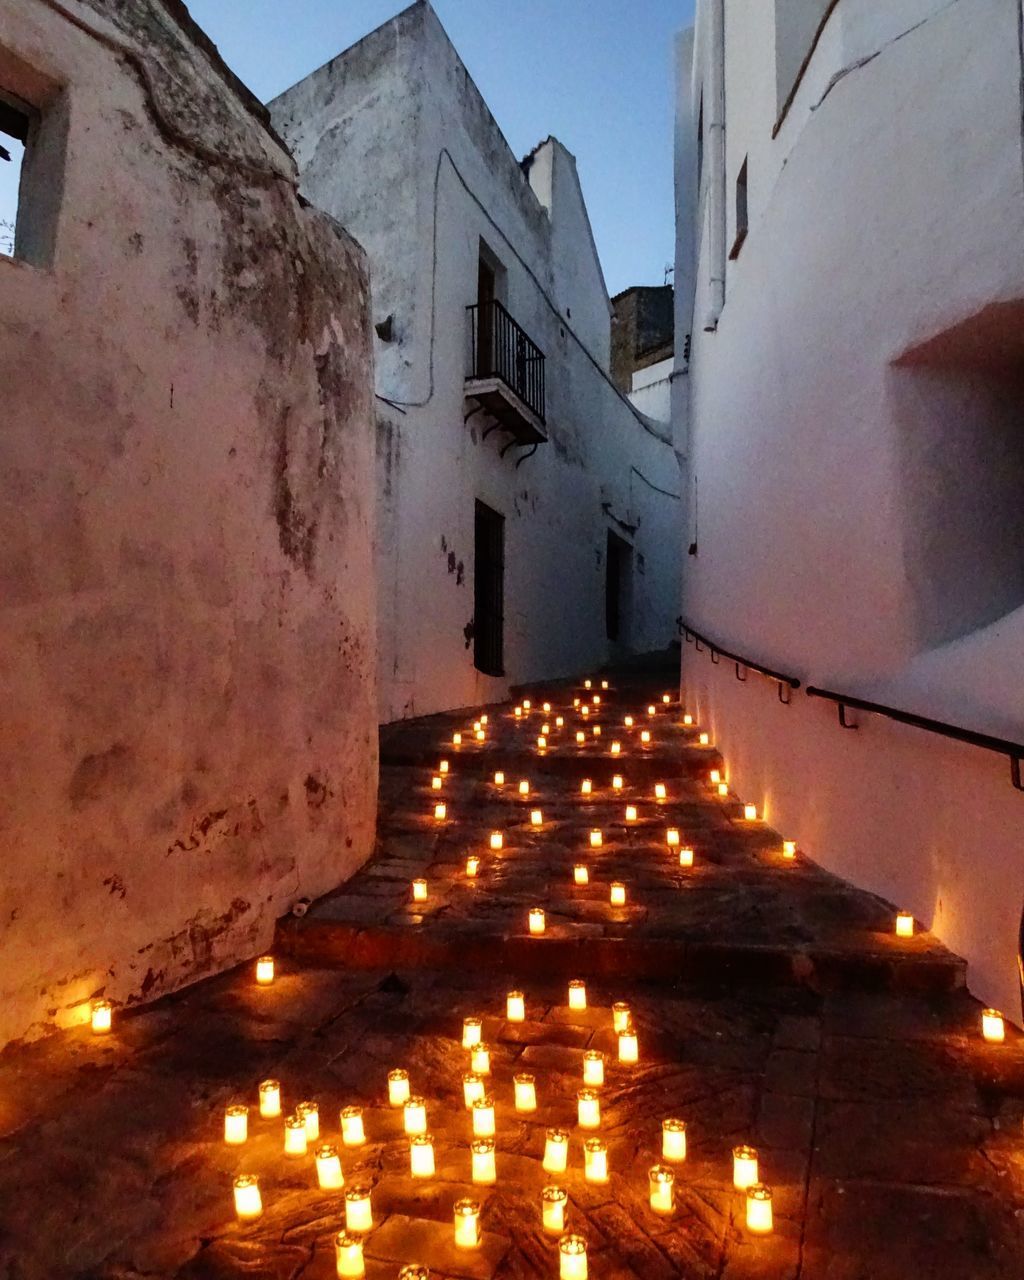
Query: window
[[0, 50, 67, 268], [474, 501, 505, 677], [0, 91, 30, 257], [729, 157, 748, 259], [605, 531, 632, 644]]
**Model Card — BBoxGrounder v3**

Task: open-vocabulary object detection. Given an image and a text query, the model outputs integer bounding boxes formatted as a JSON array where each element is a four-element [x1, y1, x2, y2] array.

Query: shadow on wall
[[889, 300, 1024, 651]]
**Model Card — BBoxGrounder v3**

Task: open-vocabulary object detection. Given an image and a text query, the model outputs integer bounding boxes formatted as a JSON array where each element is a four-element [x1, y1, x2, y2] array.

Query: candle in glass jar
[[454, 1198, 481, 1249], [709, 769, 721, 785], [558, 1232, 589, 1277], [612, 1002, 631, 1033], [583, 1137, 608, 1183], [625, 805, 638, 823], [529, 907, 546, 935], [471, 1042, 491, 1075], [334, 1232, 364, 1278], [404, 1096, 427, 1136], [542, 702, 551, 714], [410, 1132, 435, 1178], [519, 779, 530, 796], [344, 1186, 373, 1233], [582, 1051, 604, 1086], [233, 1173, 262, 1221], [284, 1114, 308, 1157], [648, 704, 657, 716], [316, 1143, 345, 1189], [431, 775, 443, 791], [568, 979, 587, 1011], [663, 693, 671, 704], [640, 730, 651, 745], [515, 705, 523, 719], [618, 1026, 639, 1063], [610, 741, 621, 755], [388, 1069, 410, 1107], [649, 1164, 675, 1215], [624, 715, 634, 728], [577, 1089, 600, 1129], [471, 1137, 496, 1184], [537, 737, 547, 751], [593, 694, 601, 706], [556, 715, 564, 728], [541, 723, 551, 736], [717, 783, 729, 797], [612, 774, 624, 790], [472, 1096, 495, 1137], [453, 732, 462, 746], [683, 713, 693, 725], [895, 911, 914, 937], [494, 770, 505, 786], [530, 809, 543, 826], [576, 731, 586, 744], [463, 1072, 485, 1109], [654, 783, 667, 801], [433, 802, 447, 820], [581, 705, 590, 718], [340, 1105, 365, 1147], [466, 855, 480, 878], [679, 847, 695, 868], [574, 864, 589, 886], [746, 1184, 774, 1234], [584, 680, 592, 689], [543, 1127, 569, 1173], [581, 778, 593, 795], [699, 733, 710, 746], [514, 1072, 537, 1112], [224, 1104, 248, 1145], [662, 1118, 687, 1162], [91, 999, 112, 1035], [982, 1009, 1006, 1043], [255, 955, 275, 985], [412, 878, 428, 901], [462, 1016, 482, 1048], [591, 725, 601, 738], [666, 828, 680, 846], [523, 699, 532, 710], [507, 990, 525, 1022], [744, 803, 758, 821], [610, 882, 627, 907], [439, 759, 449, 774], [590, 829, 603, 848], [297, 1101, 320, 1141], [783, 840, 797, 859], [542, 1185, 568, 1235], [259, 1079, 281, 1119], [398, 1269, 429, 1280], [733, 1144, 759, 1190], [490, 831, 503, 851]]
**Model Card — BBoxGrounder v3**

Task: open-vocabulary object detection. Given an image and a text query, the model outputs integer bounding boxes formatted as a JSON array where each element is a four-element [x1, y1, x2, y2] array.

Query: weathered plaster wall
[[0, 0, 377, 1044], [678, 0, 1024, 1018], [272, 1, 682, 724]]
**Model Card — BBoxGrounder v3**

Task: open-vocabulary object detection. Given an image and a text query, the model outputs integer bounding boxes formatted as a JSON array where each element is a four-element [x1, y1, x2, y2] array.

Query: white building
[[271, 0, 683, 724], [676, 0, 1024, 1019]]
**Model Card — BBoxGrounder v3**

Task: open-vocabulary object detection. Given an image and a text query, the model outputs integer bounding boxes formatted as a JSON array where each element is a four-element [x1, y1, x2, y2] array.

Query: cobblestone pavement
[[1, 670, 1023, 1280]]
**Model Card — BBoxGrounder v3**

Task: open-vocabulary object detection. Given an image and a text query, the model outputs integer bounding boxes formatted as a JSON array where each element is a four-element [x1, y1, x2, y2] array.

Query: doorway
[[474, 501, 505, 677], [606, 530, 632, 645]]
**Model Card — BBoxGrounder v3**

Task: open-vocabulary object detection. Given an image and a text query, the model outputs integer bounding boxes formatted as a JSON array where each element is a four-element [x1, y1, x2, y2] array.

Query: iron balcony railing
[[467, 300, 546, 424]]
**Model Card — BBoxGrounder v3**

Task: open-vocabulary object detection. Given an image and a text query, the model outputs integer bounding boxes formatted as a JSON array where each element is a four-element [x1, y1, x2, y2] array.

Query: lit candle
[[662, 1118, 687, 1162], [744, 804, 758, 821], [515, 706, 523, 719], [537, 736, 547, 751], [733, 1144, 759, 1190], [581, 705, 590, 718], [297, 1100, 320, 1140], [472, 1095, 495, 1137], [612, 1002, 631, 1033], [610, 882, 627, 907], [531, 809, 543, 826], [649, 1164, 675, 1214], [584, 680, 592, 689], [519, 779, 530, 796], [481, 714, 488, 725], [507, 990, 525, 1022], [601, 680, 609, 690], [542, 722, 551, 735], [574, 697, 581, 707], [610, 741, 621, 755], [591, 725, 601, 738], [316, 1143, 345, 1189], [982, 1009, 1006, 1043], [255, 955, 275, 985], [542, 1185, 568, 1235], [475, 729, 485, 741], [388, 1069, 410, 1107], [398, 1269, 429, 1280], [543, 702, 551, 714], [782, 840, 797, 859], [233, 1173, 262, 1221], [666, 828, 680, 846], [412, 878, 428, 902], [471, 1137, 496, 1184], [654, 783, 667, 801], [453, 732, 462, 745], [284, 1114, 308, 1157], [463, 1016, 482, 1048], [404, 1096, 427, 1135], [625, 805, 638, 822], [543, 1127, 569, 1173], [410, 1132, 435, 1178], [466, 855, 480, 878], [344, 1186, 373, 1234], [454, 1198, 481, 1250], [663, 694, 671, 704], [529, 907, 546, 935], [679, 847, 695, 868], [490, 831, 503, 850], [494, 770, 505, 786], [334, 1231, 364, 1278], [523, 699, 532, 710], [91, 999, 112, 1035], [699, 733, 710, 746], [583, 1137, 608, 1183], [640, 730, 651, 745], [568, 979, 587, 1011], [593, 695, 601, 706], [514, 1072, 537, 1112], [431, 775, 443, 791], [224, 1104, 248, 1145], [709, 769, 721, 785], [473, 721, 482, 732], [556, 716, 565, 728], [683, 713, 693, 725], [583, 1050, 604, 1086], [717, 783, 729, 798], [612, 774, 624, 790], [259, 1079, 281, 1119], [559, 1234, 588, 1280], [576, 731, 586, 744], [590, 829, 603, 848], [433, 803, 447, 820], [581, 778, 593, 795], [574, 864, 589, 885], [648, 705, 657, 716], [577, 1088, 601, 1129], [463, 1072, 485, 1109], [340, 1105, 365, 1147], [618, 1025, 639, 1063], [746, 1184, 773, 1234], [439, 759, 449, 774], [471, 1042, 491, 1075], [625, 715, 634, 728], [895, 912, 915, 938]]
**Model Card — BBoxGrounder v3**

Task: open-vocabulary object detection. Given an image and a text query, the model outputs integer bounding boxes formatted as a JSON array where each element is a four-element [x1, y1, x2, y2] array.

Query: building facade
[[676, 0, 1024, 1018], [271, 1, 683, 724], [0, 0, 377, 1045]]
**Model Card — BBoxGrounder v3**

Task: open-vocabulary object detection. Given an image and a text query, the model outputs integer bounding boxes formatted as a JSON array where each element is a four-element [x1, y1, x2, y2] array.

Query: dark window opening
[[0, 60, 66, 269], [474, 501, 505, 677], [730, 157, 748, 260], [606, 530, 633, 644], [0, 91, 30, 258]]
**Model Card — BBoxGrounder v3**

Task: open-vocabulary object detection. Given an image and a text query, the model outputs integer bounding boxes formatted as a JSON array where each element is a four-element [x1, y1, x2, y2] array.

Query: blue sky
[[2, 1, 695, 293]]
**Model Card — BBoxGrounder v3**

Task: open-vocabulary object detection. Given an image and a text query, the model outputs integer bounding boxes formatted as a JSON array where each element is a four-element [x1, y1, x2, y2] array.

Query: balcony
[[465, 300, 547, 445]]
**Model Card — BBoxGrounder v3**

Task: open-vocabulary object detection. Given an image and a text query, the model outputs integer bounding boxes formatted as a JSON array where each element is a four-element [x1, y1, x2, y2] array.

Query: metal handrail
[[806, 686, 1024, 792], [677, 617, 801, 704], [467, 300, 546, 423]]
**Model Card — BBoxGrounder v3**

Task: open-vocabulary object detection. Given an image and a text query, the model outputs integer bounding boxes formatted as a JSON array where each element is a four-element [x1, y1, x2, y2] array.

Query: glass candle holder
[[340, 1105, 365, 1147], [316, 1143, 344, 1189], [431, 775, 443, 791], [529, 908, 546, 935], [536, 737, 547, 752], [91, 999, 112, 1035], [717, 782, 729, 797], [683, 713, 693, 725], [472, 1096, 495, 1137], [982, 1009, 1006, 1043], [542, 1185, 568, 1235], [462, 1016, 482, 1048], [568, 980, 587, 1011], [612, 1002, 631, 1032], [224, 1104, 248, 1145], [523, 699, 532, 710], [475, 729, 485, 742], [581, 778, 593, 795], [663, 693, 671, 704], [574, 864, 589, 885], [454, 1197, 481, 1249], [662, 1118, 687, 1162], [259, 1079, 281, 1119], [494, 770, 505, 785], [335, 1231, 365, 1277], [462, 1072, 484, 1109], [398, 1269, 429, 1280], [782, 840, 797, 859], [640, 730, 651, 745], [471, 1137, 497, 1184], [654, 783, 667, 801], [733, 1144, 759, 1190], [412, 878, 428, 901], [577, 1088, 600, 1129], [519, 779, 530, 796], [625, 805, 638, 823], [584, 679, 592, 689], [582, 1051, 604, 1086], [610, 882, 627, 907], [610, 741, 621, 755], [466, 854, 480, 878], [543, 1127, 569, 1173], [297, 1100, 319, 1140], [410, 1132, 435, 1178], [895, 912, 915, 937], [589, 829, 603, 848], [506, 990, 525, 1022], [344, 1186, 373, 1234], [699, 733, 710, 746], [543, 702, 551, 713], [255, 955, 275, 985], [679, 847, 695, 868], [490, 832, 503, 850], [618, 1026, 639, 1063], [593, 695, 601, 705], [471, 1043, 491, 1076], [404, 1096, 427, 1136], [388, 1069, 410, 1107], [709, 768, 721, 785], [433, 804, 446, 821], [666, 828, 680, 846], [583, 1137, 608, 1183], [576, 731, 586, 744], [284, 1114, 308, 1157], [744, 804, 758, 821], [612, 775, 624, 791], [531, 809, 543, 826], [515, 706, 523, 718], [624, 715, 634, 728], [591, 726, 601, 738], [439, 759, 449, 774], [233, 1173, 262, 1221], [746, 1184, 773, 1234], [645, 1165, 675, 1218], [648, 704, 657, 716], [601, 680, 609, 690], [514, 1072, 537, 1112]]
